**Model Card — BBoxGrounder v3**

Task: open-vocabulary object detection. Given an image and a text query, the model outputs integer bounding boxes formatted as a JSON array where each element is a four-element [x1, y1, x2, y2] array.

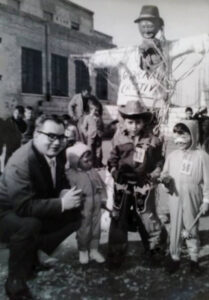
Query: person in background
[[21, 106, 35, 145], [12, 105, 27, 134], [62, 114, 73, 127], [68, 86, 92, 126], [81, 97, 104, 168], [3, 106, 26, 164], [66, 142, 106, 264], [0, 114, 82, 300], [161, 120, 209, 274], [193, 107, 209, 149], [184, 107, 193, 120], [65, 123, 78, 148]]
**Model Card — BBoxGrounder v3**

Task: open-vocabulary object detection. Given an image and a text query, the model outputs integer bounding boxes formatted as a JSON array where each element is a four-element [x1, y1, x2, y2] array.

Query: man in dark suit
[[0, 114, 82, 300]]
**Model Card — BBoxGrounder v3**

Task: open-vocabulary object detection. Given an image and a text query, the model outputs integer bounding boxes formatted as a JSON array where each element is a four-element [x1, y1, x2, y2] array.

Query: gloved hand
[[160, 174, 175, 195], [200, 202, 209, 215], [61, 186, 82, 212]]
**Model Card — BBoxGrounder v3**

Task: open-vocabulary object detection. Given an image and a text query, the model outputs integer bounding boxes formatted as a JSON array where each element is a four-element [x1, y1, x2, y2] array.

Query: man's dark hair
[[185, 107, 193, 113], [82, 85, 92, 93], [35, 114, 65, 131], [88, 95, 103, 115], [25, 106, 33, 111], [15, 105, 25, 114], [173, 123, 190, 135]]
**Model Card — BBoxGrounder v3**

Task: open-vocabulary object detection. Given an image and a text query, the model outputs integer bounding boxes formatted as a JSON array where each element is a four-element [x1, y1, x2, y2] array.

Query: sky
[[71, 0, 209, 47]]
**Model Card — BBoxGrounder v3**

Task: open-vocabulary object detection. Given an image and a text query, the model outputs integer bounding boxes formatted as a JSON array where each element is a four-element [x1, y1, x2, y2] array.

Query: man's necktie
[[48, 158, 56, 187]]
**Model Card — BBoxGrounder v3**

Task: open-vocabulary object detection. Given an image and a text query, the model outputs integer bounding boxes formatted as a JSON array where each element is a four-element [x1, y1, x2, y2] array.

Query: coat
[[81, 113, 104, 141], [68, 93, 84, 122], [108, 131, 164, 186], [0, 141, 69, 218]]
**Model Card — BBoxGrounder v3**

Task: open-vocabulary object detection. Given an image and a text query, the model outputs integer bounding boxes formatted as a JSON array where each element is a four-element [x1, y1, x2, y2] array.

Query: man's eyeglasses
[[37, 131, 67, 142]]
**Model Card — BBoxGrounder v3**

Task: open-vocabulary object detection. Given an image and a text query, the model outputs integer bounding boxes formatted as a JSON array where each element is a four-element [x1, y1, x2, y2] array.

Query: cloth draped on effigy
[[71, 34, 209, 125]]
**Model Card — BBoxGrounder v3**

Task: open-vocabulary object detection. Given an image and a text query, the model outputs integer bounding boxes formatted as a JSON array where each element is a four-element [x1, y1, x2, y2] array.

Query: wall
[[0, 0, 116, 118]]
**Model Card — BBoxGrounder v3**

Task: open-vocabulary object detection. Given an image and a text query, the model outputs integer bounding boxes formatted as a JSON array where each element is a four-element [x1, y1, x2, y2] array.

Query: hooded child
[[161, 120, 209, 274], [65, 142, 107, 264]]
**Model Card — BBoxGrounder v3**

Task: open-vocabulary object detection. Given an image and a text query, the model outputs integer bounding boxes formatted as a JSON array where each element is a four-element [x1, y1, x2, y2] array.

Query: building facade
[[0, 0, 118, 118]]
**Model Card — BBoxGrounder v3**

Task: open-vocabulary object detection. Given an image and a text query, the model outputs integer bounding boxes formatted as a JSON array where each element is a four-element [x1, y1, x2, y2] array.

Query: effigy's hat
[[119, 101, 152, 122], [134, 5, 164, 26]]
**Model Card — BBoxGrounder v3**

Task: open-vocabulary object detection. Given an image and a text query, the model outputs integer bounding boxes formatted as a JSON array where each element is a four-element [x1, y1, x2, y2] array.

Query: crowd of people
[[0, 93, 209, 300]]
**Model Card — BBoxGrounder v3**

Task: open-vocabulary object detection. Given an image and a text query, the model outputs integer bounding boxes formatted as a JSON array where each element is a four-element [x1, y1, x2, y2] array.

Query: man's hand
[[61, 186, 82, 212], [200, 202, 209, 215]]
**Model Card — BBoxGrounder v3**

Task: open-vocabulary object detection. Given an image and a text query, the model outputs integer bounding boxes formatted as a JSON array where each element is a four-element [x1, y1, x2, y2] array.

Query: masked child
[[161, 120, 209, 274], [65, 142, 106, 264], [107, 101, 166, 268]]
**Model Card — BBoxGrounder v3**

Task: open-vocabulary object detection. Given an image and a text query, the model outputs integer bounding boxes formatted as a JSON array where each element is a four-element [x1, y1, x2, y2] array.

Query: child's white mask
[[174, 132, 191, 149]]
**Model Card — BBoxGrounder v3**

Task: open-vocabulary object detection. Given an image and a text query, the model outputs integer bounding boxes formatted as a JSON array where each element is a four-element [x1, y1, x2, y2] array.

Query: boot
[[89, 249, 105, 263], [165, 256, 180, 274], [190, 261, 204, 276], [5, 277, 34, 300], [79, 251, 89, 264]]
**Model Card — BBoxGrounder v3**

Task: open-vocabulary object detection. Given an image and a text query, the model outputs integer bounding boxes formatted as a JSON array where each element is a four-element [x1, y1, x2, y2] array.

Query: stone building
[[0, 0, 118, 119]]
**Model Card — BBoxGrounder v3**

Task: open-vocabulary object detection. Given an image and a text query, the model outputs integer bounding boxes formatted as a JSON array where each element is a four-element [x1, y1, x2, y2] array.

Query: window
[[96, 68, 108, 100], [51, 54, 68, 96], [75, 60, 90, 93], [22, 47, 42, 94], [71, 21, 80, 31]]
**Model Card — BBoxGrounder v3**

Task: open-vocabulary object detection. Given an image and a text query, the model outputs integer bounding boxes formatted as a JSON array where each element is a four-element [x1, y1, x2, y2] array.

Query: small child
[[81, 99, 104, 168], [65, 142, 106, 264], [107, 101, 166, 268], [161, 120, 209, 274]]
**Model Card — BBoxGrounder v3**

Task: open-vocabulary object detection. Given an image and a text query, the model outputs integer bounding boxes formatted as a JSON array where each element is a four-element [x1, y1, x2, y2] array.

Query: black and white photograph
[[0, 0, 209, 299]]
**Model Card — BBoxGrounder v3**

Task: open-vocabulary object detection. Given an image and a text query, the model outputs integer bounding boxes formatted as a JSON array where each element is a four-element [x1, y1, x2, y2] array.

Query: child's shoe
[[79, 251, 89, 264], [89, 249, 105, 263], [165, 256, 180, 274]]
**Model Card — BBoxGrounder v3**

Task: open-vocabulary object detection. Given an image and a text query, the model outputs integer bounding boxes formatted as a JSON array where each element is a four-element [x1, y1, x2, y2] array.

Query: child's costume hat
[[66, 142, 91, 169], [119, 101, 152, 122], [134, 5, 164, 26]]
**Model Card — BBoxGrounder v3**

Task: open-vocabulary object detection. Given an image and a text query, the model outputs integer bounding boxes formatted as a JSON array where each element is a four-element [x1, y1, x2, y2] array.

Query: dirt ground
[[1, 139, 209, 299]]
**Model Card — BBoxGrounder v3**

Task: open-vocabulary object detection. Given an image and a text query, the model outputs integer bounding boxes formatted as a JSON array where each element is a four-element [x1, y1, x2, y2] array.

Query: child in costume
[[107, 101, 166, 268], [65, 142, 106, 264], [161, 120, 209, 274]]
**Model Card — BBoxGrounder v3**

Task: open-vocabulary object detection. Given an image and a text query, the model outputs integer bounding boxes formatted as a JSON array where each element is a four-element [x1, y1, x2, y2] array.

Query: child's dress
[[162, 120, 209, 261]]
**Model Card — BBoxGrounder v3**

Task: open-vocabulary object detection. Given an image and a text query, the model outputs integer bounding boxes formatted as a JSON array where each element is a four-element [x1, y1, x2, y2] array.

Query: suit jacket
[[0, 141, 69, 218]]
